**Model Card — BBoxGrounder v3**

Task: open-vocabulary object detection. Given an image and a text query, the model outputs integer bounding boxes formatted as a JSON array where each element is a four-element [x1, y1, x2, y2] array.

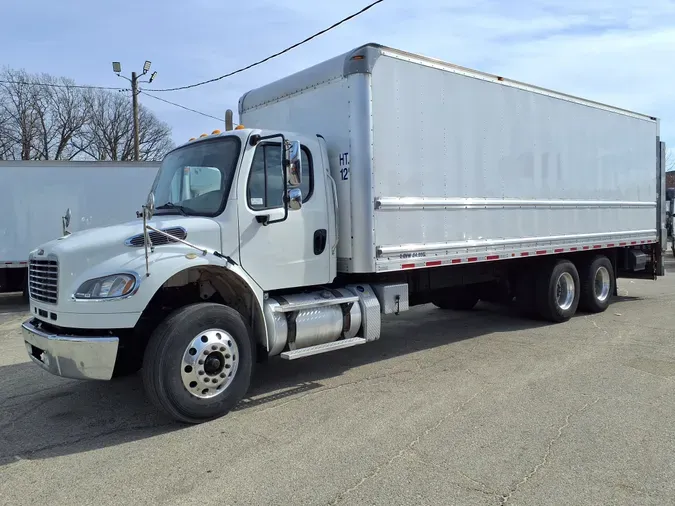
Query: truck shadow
[[0, 302, 547, 466], [0, 293, 27, 314]]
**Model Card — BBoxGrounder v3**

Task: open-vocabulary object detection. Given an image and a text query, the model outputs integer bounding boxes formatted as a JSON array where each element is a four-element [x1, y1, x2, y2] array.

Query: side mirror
[[145, 192, 155, 220], [284, 140, 302, 187], [287, 188, 302, 211], [62, 207, 72, 236]]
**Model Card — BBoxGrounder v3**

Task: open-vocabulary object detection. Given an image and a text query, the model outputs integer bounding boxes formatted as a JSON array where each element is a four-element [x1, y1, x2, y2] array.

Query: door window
[[248, 143, 313, 210]]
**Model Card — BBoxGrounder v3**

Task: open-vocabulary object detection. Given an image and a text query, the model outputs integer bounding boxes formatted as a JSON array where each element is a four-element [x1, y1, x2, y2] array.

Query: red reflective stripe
[[554, 248, 564, 253], [467, 257, 478, 262], [521, 252, 529, 257], [486, 255, 499, 260], [593, 245, 602, 249], [451, 259, 462, 264], [583, 246, 590, 250], [569, 247, 578, 251], [402, 263, 415, 269], [631, 241, 637, 245], [536, 250, 547, 255], [607, 243, 615, 247], [619, 242, 627, 246], [426, 260, 442, 267]]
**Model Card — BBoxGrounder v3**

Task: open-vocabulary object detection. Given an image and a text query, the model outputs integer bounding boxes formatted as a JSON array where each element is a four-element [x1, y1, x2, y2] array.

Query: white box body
[[239, 44, 662, 275]]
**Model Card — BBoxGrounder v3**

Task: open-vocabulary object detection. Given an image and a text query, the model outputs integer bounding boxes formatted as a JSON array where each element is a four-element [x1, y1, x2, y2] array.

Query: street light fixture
[[112, 61, 121, 74], [143, 61, 152, 74]]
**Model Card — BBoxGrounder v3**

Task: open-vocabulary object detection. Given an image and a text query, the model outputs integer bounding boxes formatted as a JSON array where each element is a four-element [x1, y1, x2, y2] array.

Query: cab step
[[280, 337, 367, 360]]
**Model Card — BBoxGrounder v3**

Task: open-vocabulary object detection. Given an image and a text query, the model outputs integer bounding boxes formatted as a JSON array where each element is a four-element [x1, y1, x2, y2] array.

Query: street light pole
[[112, 61, 157, 161], [131, 71, 140, 161]]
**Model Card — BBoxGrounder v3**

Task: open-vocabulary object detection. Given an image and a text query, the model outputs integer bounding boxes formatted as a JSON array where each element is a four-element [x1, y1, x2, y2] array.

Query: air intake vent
[[125, 227, 187, 247]]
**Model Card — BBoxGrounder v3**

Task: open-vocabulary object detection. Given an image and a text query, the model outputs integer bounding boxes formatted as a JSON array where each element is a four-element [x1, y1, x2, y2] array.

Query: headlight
[[74, 273, 138, 300]]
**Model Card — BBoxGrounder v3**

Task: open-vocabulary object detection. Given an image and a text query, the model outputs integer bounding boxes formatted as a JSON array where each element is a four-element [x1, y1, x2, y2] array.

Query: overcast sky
[[2, 0, 673, 156]]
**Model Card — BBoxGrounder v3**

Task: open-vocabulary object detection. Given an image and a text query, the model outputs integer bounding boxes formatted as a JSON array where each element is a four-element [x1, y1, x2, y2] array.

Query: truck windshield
[[151, 136, 241, 216]]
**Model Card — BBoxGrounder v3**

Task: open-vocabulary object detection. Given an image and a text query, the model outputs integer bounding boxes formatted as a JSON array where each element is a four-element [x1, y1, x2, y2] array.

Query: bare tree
[[0, 67, 174, 162], [74, 89, 173, 161], [30, 73, 89, 160], [0, 67, 41, 160], [137, 105, 174, 161], [74, 89, 134, 160]]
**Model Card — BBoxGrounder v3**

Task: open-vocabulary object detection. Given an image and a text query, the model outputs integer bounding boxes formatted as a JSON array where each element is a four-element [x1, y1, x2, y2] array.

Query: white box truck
[[20, 44, 666, 423], [0, 160, 160, 297]]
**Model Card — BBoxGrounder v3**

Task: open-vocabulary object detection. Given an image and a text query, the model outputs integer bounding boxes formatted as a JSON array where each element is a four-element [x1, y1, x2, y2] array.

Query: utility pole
[[112, 60, 157, 161], [131, 72, 140, 161]]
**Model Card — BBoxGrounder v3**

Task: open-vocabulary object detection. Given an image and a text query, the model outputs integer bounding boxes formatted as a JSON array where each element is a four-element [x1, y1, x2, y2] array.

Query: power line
[[0, 79, 127, 91], [140, 91, 224, 122], [145, 0, 385, 93]]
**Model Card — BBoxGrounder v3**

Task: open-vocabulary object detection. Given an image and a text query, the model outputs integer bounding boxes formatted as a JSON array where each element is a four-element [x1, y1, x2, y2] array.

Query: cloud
[[1, 0, 673, 156]]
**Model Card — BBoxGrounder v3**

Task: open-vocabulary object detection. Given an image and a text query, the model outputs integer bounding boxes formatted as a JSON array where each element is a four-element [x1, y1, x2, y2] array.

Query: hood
[[34, 215, 222, 271]]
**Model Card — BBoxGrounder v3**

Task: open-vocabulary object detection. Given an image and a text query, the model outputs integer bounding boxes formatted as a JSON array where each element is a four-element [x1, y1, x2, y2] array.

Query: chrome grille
[[125, 227, 187, 247], [29, 257, 59, 304]]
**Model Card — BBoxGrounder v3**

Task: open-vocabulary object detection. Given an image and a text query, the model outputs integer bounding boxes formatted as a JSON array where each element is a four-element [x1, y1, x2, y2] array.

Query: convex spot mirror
[[288, 188, 302, 211]]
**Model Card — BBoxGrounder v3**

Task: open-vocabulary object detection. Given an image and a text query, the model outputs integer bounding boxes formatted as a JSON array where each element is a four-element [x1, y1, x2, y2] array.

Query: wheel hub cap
[[555, 272, 575, 311], [181, 329, 239, 399], [594, 266, 611, 302]]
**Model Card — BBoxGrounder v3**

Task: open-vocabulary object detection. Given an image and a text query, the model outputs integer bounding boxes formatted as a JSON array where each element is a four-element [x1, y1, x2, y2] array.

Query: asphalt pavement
[[1, 259, 675, 505]]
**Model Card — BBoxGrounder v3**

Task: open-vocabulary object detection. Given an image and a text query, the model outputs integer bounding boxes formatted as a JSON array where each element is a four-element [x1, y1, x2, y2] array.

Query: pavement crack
[[328, 391, 481, 505], [499, 397, 600, 505]]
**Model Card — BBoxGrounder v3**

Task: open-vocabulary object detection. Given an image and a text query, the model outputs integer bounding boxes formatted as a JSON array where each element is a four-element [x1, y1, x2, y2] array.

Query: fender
[[59, 245, 268, 349]]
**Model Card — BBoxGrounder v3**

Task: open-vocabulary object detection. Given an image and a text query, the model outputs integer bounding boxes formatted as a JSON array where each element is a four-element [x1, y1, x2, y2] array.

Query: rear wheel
[[142, 302, 253, 424], [431, 286, 480, 311], [535, 259, 580, 323], [578, 255, 614, 313]]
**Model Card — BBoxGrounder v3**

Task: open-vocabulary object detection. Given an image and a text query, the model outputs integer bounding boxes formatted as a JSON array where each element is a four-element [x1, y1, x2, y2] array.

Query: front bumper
[[21, 318, 119, 380]]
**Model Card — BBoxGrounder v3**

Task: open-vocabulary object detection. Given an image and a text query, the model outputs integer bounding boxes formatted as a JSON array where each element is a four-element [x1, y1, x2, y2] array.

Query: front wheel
[[142, 303, 253, 424]]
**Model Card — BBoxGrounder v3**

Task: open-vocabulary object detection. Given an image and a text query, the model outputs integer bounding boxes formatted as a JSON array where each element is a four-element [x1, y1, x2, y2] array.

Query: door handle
[[313, 229, 327, 255]]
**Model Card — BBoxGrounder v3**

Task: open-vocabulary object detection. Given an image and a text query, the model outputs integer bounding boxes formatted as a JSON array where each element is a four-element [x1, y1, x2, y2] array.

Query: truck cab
[[151, 128, 337, 290]]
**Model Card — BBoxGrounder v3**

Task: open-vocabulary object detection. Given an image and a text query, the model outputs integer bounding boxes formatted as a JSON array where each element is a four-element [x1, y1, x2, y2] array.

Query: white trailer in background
[[0, 160, 160, 295], [20, 43, 666, 423]]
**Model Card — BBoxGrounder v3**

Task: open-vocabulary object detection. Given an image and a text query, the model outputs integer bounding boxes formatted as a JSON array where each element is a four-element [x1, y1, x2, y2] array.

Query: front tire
[[142, 303, 253, 424], [535, 259, 580, 323]]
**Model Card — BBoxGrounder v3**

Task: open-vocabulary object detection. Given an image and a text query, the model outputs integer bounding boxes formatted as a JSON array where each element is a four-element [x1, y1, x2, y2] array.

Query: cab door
[[237, 135, 331, 291]]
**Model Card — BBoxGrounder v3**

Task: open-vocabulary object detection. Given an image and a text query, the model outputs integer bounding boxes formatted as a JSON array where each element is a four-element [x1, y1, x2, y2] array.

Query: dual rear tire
[[434, 255, 615, 324], [528, 255, 615, 322]]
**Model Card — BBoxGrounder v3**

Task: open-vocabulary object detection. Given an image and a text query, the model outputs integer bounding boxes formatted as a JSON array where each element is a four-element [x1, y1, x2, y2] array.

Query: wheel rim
[[180, 328, 239, 399], [555, 272, 575, 311], [594, 266, 611, 302]]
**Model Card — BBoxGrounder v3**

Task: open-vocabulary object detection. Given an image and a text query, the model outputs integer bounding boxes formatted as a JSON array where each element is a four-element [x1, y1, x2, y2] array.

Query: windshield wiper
[[155, 202, 189, 216]]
